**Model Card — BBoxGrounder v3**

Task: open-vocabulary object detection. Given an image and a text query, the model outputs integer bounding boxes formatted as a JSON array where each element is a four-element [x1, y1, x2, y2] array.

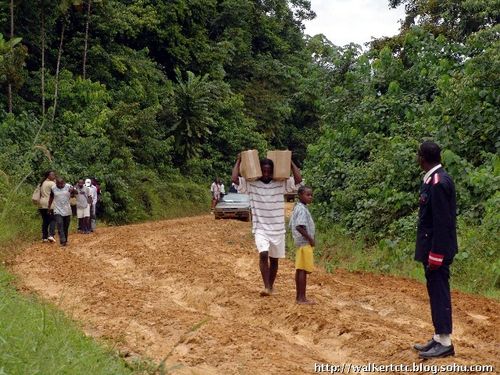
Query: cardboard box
[[240, 150, 262, 181], [267, 150, 291, 180]]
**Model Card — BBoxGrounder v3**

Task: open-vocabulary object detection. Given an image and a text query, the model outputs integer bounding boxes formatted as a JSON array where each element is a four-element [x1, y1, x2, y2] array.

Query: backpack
[[31, 184, 41, 206]]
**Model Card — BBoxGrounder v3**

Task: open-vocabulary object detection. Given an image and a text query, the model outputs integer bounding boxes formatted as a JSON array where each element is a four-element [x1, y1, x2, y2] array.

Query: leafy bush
[[303, 25, 499, 295]]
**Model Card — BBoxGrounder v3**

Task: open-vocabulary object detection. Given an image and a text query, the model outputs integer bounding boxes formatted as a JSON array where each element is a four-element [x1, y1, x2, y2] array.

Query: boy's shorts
[[77, 206, 91, 219], [295, 244, 314, 273], [254, 232, 285, 258]]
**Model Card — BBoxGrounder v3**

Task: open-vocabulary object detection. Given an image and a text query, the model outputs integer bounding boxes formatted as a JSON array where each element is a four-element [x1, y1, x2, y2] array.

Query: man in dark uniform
[[413, 141, 458, 358]]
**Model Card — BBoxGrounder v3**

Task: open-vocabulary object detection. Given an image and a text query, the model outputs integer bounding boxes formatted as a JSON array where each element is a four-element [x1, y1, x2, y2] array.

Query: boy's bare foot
[[296, 299, 316, 305], [259, 288, 272, 297]]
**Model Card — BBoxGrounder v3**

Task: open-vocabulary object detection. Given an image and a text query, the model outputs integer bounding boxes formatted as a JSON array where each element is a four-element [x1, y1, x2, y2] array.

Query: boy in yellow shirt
[[289, 186, 316, 304]]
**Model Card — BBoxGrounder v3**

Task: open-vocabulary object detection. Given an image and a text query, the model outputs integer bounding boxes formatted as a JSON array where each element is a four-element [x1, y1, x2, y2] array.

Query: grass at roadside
[[0, 266, 135, 375], [0, 186, 40, 254]]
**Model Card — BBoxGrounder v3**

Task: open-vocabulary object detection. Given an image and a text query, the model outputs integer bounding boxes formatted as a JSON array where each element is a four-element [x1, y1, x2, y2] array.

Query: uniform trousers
[[424, 262, 452, 334]]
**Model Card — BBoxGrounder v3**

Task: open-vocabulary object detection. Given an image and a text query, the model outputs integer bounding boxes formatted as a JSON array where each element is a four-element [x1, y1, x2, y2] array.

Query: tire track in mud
[[11, 214, 499, 374]]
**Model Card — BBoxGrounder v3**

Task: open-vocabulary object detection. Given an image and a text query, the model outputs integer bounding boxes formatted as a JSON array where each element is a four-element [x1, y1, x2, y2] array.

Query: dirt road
[[11, 212, 499, 374]]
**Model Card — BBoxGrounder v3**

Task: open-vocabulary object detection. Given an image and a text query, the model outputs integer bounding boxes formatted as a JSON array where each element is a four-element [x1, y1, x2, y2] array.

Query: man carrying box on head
[[232, 152, 302, 296]]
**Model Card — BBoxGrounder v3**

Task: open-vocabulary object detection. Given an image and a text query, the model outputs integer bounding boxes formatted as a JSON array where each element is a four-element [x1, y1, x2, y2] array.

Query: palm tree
[[167, 71, 216, 160]]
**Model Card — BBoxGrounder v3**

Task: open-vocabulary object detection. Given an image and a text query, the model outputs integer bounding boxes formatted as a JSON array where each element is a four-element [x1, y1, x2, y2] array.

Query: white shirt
[[89, 185, 98, 205], [210, 182, 221, 197], [238, 176, 298, 235], [423, 164, 442, 183]]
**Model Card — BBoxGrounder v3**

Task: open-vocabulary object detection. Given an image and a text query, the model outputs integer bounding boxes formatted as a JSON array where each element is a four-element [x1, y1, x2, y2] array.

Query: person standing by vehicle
[[232, 154, 302, 296], [220, 181, 225, 199], [229, 182, 238, 193], [210, 178, 222, 211], [413, 141, 457, 359], [38, 171, 56, 243], [48, 178, 73, 246], [75, 179, 92, 234]]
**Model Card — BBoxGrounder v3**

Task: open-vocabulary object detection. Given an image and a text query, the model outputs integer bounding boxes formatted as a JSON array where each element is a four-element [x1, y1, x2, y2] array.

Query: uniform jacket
[[415, 167, 458, 264]]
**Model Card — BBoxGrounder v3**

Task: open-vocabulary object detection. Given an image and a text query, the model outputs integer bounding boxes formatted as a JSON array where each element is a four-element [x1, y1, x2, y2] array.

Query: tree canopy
[[0, 0, 498, 251]]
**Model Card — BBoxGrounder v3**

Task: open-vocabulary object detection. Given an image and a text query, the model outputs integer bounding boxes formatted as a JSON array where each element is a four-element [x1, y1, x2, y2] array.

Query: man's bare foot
[[296, 299, 316, 305], [260, 288, 272, 297]]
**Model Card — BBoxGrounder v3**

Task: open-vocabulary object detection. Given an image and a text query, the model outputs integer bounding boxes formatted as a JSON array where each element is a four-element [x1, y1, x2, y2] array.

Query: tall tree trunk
[[8, 0, 14, 113], [82, 0, 92, 79], [41, 2, 45, 118], [10, 0, 13, 35], [52, 18, 66, 123], [7, 85, 12, 114]]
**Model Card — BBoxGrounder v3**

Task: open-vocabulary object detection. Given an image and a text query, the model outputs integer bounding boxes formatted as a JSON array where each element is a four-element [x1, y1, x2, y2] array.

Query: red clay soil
[[11, 212, 499, 374]]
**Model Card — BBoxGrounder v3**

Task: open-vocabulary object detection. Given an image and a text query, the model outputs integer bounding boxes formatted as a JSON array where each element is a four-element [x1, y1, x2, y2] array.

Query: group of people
[[209, 178, 238, 211], [34, 141, 458, 360], [210, 178, 225, 211], [37, 171, 100, 246], [231, 141, 458, 360]]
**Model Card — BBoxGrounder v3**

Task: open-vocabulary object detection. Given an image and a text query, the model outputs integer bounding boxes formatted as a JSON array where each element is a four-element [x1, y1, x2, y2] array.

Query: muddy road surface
[[11, 213, 499, 374]]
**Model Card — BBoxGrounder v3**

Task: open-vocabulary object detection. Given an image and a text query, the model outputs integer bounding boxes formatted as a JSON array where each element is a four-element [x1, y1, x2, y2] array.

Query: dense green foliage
[[304, 1, 499, 293], [0, 0, 498, 290], [0, 2, 498, 371], [1, 0, 320, 226]]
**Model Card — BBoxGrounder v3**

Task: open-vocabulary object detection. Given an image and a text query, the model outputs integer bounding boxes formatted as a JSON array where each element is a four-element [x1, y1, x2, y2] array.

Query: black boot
[[413, 338, 438, 351], [419, 343, 455, 359]]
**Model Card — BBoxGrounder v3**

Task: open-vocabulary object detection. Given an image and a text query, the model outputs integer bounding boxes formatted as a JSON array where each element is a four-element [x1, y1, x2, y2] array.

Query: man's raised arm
[[231, 154, 241, 185]]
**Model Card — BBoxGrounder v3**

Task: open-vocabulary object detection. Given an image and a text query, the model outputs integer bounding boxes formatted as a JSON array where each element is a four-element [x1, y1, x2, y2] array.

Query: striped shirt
[[289, 202, 315, 247], [238, 176, 298, 235]]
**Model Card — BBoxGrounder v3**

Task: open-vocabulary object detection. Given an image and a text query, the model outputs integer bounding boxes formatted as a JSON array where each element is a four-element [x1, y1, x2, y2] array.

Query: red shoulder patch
[[432, 173, 441, 185]]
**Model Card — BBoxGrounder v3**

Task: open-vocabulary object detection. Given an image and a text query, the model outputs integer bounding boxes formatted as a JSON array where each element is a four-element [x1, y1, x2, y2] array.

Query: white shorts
[[77, 206, 91, 219], [254, 232, 285, 258]]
